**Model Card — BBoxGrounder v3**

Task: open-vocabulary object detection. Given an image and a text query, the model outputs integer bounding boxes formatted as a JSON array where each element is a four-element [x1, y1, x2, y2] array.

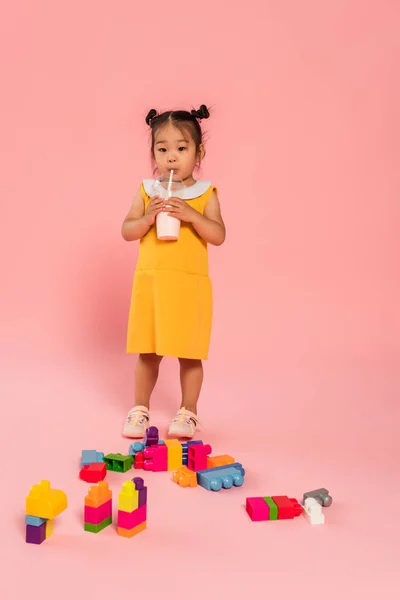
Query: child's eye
[[157, 148, 167, 153], [178, 146, 187, 151]]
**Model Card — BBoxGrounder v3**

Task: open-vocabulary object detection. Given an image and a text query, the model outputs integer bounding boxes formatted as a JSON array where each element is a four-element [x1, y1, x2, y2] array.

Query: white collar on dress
[[142, 179, 211, 200]]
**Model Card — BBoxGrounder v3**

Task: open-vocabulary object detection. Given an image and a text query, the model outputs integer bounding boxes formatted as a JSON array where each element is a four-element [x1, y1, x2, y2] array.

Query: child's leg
[[134, 353, 163, 408], [122, 353, 163, 438], [168, 358, 202, 439], [178, 358, 203, 414]]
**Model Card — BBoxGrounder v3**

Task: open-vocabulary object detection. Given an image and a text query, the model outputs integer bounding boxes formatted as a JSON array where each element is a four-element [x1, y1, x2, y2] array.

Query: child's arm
[[192, 190, 226, 246], [121, 189, 164, 241]]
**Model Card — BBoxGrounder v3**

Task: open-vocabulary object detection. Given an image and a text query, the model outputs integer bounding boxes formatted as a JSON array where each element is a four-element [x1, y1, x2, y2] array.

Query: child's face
[[153, 123, 202, 183]]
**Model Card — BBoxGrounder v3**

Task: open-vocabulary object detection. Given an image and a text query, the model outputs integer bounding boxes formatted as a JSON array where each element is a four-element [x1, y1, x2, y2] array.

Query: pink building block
[[117, 504, 147, 529], [246, 497, 270, 521], [84, 499, 112, 525], [143, 444, 168, 472], [188, 444, 212, 472]]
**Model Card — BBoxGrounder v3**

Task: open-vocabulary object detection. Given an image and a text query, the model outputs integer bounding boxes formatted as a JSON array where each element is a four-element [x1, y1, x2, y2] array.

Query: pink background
[[1, 0, 399, 597]]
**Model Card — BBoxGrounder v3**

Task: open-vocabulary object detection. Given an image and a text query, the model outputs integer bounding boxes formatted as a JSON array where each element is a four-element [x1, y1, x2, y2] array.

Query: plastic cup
[[152, 174, 185, 241]]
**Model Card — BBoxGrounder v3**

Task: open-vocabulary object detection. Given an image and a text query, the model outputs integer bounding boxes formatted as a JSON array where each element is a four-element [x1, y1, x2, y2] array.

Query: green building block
[[264, 497, 278, 520], [104, 453, 133, 472], [84, 516, 112, 533]]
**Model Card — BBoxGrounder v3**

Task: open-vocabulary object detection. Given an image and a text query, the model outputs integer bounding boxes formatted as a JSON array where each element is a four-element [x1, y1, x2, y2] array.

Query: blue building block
[[81, 450, 105, 466], [129, 441, 145, 456], [181, 440, 201, 466], [25, 515, 47, 527], [196, 463, 245, 492]]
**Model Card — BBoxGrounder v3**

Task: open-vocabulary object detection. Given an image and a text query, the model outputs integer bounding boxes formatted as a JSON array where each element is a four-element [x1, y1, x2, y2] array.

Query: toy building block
[[246, 497, 270, 521], [80, 462, 107, 483], [132, 477, 147, 507], [181, 440, 202, 465], [104, 453, 133, 473], [207, 455, 235, 469], [302, 497, 325, 525], [81, 450, 104, 466], [117, 521, 146, 539], [85, 481, 112, 508], [118, 481, 139, 513], [144, 443, 168, 472], [129, 441, 144, 457], [188, 444, 212, 472], [271, 496, 302, 520], [143, 426, 159, 447], [134, 451, 144, 469], [302, 488, 332, 508], [26, 480, 68, 520], [164, 439, 183, 470], [172, 466, 198, 488], [84, 517, 112, 533], [264, 497, 278, 520], [196, 463, 245, 492], [25, 515, 46, 527], [45, 519, 54, 538], [26, 522, 46, 544], [118, 504, 146, 530], [84, 500, 112, 525]]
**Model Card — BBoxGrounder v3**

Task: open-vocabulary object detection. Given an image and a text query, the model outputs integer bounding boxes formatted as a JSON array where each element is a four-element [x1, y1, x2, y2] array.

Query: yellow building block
[[117, 521, 146, 538], [85, 481, 112, 508], [172, 466, 197, 487], [164, 439, 183, 470], [26, 480, 67, 519], [206, 455, 235, 469], [118, 481, 139, 512], [45, 519, 54, 539]]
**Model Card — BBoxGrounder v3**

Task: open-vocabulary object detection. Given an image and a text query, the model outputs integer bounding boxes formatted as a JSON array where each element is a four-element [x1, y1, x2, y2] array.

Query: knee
[[179, 358, 202, 368], [140, 353, 163, 366]]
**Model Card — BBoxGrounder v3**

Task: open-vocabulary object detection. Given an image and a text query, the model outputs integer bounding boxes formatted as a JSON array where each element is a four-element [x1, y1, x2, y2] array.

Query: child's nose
[[167, 151, 177, 162]]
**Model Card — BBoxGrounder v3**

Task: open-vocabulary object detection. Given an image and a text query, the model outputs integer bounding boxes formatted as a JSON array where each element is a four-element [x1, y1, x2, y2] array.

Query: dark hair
[[145, 105, 210, 166]]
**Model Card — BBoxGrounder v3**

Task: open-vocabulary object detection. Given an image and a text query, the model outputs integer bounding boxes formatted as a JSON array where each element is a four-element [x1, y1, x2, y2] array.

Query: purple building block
[[132, 477, 147, 507], [144, 426, 159, 446], [26, 522, 46, 544]]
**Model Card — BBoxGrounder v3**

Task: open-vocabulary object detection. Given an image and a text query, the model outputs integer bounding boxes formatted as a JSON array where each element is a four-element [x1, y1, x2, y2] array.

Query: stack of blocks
[[117, 477, 147, 538], [80, 449, 106, 483], [25, 480, 67, 544], [84, 481, 112, 533], [246, 496, 302, 521]]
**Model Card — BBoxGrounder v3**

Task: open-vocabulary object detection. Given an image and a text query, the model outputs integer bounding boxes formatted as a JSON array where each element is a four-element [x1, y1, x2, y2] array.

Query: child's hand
[[165, 198, 198, 224], [144, 195, 164, 225]]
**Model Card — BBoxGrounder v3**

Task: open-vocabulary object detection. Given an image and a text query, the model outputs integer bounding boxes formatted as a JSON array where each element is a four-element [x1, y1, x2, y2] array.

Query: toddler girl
[[121, 105, 225, 438]]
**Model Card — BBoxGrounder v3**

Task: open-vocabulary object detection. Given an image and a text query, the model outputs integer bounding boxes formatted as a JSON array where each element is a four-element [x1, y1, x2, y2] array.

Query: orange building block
[[117, 521, 146, 538], [206, 455, 235, 469], [172, 466, 198, 488], [85, 481, 112, 508], [26, 480, 67, 520]]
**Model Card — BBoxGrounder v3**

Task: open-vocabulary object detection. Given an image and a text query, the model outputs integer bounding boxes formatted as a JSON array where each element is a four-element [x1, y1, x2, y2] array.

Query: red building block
[[143, 444, 168, 472], [188, 443, 212, 472], [272, 496, 302, 519], [246, 497, 270, 521], [80, 463, 106, 483], [134, 452, 144, 470]]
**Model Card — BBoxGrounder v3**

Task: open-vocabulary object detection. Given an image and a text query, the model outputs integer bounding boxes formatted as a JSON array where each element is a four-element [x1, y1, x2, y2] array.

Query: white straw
[[167, 169, 174, 196]]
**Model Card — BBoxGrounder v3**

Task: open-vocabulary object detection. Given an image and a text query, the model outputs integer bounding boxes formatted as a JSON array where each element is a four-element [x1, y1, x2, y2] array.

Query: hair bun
[[145, 109, 158, 126], [191, 104, 210, 120]]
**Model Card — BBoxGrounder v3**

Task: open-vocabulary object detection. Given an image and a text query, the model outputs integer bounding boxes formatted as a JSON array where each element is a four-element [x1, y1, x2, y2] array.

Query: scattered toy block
[[84, 516, 112, 533], [272, 496, 302, 520], [129, 441, 144, 457], [79, 462, 107, 483], [132, 477, 147, 507], [81, 450, 104, 466], [172, 466, 198, 488], [118, 504, 147, 530], [104, 453, 133, 473], [302, 497, 325, 525], [264, 497, 278, 520], [207, 455, 235, 469], [84, 499, 112, 525], [144, 443, 168, 472], [117, 521, 146, 538], [134, 451, 144, 469], [164, 439, 183, 470], [45, 519, 54, 539], [118, 481, 139, 513], [246, 497, 270, 521], [26, 522, 46, 545], [196, 463, 245, 491], [85, 481, 112, 509], [26, 480, 68, 520], [25, 515, 46, 527], [143, 426, 159, 447], [302, 488, 332, 508], [188, 443, 212, 472]]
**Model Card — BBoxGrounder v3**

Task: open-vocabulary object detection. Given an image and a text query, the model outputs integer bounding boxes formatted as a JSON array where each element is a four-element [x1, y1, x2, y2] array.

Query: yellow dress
[[126, 179, 217, 360]]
